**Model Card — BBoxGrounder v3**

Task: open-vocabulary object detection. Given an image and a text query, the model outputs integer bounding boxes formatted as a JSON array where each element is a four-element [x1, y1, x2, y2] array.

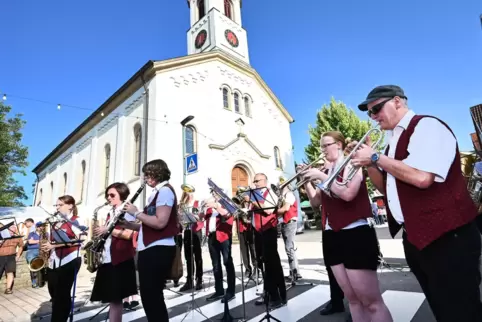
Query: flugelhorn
[[232, 186, 250, 205], [271, 153, 326, 197], [318, 127, 383, 194], [181, 183, 195, 193]]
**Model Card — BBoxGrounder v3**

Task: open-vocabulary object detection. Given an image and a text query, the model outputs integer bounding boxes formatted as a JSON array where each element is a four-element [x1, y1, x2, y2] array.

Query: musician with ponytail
[[301, 131, 392, 322], [41, 195, 83, 322], [90, 183, 138, 322], [122, 159, 178, 322]]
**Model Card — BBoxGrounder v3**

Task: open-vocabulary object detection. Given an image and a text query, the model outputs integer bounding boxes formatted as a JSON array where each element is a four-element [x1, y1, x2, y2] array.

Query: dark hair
[[105, 182, 130, 201], [25, 218, 34, 224], [142, 159, 171, 183], [58, 195, 78, 217]]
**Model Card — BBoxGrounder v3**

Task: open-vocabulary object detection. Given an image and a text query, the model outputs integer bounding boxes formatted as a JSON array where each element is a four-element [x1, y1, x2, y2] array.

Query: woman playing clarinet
[[301, 131, 392, 322], [90, 183, 138, 322], [121, 159, 178, 322]]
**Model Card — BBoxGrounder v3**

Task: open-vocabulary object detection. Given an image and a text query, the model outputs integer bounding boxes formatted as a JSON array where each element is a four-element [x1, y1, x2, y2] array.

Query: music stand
[[180, 205, 211, 322], [248, 187, 283, 322], [207, 178, 246, 322]]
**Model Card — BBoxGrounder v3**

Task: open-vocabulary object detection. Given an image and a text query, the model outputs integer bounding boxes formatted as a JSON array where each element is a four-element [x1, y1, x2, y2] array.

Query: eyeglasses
[[253, 179, 263, 184], [107, 193, 116, 198], [54, 203, 64, 207], [321, 142, 337, 149], [367, 98, 393, 117]]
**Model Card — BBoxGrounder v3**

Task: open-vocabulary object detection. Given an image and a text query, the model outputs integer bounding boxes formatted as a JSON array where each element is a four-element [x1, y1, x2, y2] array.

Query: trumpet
[[232, 186, 250, 205], [271, 153, 326, 197], [318, 127, 383, 194]]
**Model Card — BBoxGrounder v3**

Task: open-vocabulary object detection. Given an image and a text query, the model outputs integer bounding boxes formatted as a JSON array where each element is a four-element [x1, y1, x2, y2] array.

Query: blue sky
[[2, 0, 482, 205]]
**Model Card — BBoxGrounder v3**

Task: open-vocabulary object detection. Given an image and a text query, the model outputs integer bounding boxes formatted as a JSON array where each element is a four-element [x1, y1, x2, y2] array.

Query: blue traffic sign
[[185, 153, 198, 174]]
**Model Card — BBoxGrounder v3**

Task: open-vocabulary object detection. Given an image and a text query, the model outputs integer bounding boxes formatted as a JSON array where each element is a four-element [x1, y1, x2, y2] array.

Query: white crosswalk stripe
[[44, 267, 433, 322]]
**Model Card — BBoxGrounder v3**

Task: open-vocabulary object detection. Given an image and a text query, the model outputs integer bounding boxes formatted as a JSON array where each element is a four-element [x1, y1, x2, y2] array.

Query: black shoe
[[195, 278, 203, 290], [319, 301, 345, 315], [221, 293, 235, 303], [129, 301, 139, 309], [123, 301, 130, 309], [254, 298, 265, 306], [269, 299, 284, 310], [179, 281, 193, 292], [173, 280, 180, 287], [206, 292, 224, 302]]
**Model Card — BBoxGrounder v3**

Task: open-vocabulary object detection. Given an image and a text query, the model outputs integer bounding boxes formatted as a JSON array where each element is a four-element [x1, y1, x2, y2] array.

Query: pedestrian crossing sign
[[186, 153, 198, 174]]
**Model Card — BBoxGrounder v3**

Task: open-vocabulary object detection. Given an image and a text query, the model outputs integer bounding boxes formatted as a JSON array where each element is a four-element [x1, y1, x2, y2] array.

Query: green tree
[[0, 102, 29, 207]]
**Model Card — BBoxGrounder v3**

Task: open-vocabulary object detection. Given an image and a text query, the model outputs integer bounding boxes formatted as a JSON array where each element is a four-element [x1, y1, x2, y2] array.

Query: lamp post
[[181, 115, 195, 184]]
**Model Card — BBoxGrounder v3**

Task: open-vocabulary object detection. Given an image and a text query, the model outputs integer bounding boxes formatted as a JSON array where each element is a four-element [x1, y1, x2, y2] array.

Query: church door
[[231, 166, 249, 196]]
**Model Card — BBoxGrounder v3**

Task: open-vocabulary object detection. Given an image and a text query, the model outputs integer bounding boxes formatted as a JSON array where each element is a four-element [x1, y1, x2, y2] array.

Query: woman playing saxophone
[[90, 183, 138, 322]]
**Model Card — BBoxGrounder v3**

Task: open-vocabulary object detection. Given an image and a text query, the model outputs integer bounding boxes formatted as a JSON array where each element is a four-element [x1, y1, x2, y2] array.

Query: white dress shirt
[[48, 212, 81, 269], [385, 110, 456, 224], [137, 181, 176, 251]]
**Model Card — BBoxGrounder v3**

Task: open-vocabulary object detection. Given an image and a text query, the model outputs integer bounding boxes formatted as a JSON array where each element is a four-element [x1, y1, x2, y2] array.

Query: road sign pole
[[182, 124, 186, 185]]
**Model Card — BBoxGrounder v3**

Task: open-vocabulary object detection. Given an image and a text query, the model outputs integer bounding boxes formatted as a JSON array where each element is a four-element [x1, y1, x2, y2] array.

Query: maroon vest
[[106, 211, 135, 266], [320, 168, 372, 231], [383, 115, 477, 250], [205, 207, 234, 243], [53, 215, 80, 259], [142, 184, 179, 247]]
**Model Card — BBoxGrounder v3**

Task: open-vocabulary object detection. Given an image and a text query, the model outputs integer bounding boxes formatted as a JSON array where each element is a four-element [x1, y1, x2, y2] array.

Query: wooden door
[[231, 166, 249, 196]]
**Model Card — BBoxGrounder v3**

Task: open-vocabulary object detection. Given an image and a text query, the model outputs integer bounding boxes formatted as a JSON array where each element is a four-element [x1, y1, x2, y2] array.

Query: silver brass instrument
[[207, 178, 248, 222], [318, 127, 383, 194], [179, 183, 200, 227], [232, 186, 250, 206], [83, 202, 109, 273], [467, 161, 482, 208]]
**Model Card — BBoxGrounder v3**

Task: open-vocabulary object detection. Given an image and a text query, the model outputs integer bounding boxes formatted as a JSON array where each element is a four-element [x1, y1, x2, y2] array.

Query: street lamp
[[181, 115, 195, 184]]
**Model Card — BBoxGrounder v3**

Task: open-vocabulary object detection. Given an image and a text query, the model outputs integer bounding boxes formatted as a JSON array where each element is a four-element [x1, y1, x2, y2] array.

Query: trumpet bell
[[181, 184, 195, 193]]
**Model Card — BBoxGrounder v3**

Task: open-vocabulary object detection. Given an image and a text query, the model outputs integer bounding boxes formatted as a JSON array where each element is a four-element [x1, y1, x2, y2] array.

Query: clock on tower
[[187, 0, 250, 64]]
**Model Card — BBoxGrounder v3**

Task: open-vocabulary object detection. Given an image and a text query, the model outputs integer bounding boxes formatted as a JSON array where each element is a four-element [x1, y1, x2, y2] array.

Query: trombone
[[318, 127, 383, 194]]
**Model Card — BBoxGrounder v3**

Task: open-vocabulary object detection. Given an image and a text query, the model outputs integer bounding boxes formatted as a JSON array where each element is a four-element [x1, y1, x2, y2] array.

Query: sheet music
[[0, 229, 10, 239]]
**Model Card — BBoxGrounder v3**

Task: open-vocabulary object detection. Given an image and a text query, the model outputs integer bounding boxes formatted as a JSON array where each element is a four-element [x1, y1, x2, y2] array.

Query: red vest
[[106, 212, 135, 266], [142, 184, 179, 247], [237, 218, 252, 233], [53, 215, 81, 259], [253, 189, 278, 232], [205, 207, 234, 243], [383, 115, 477, 250], [320, 168, 372, 231], [282, 199, 298, 224]]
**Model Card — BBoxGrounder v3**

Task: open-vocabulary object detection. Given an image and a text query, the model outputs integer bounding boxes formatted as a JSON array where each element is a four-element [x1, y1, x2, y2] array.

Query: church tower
[[187, 0, 250, 64]]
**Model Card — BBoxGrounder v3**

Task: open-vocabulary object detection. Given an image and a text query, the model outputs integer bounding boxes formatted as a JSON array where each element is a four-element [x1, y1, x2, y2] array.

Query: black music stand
[[180, 207, 211, 322], [248, 187, 283, 322], [49, 215, 86, 322]]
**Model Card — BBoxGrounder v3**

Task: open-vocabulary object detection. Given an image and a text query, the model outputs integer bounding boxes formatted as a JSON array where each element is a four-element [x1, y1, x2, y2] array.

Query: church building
[[32, 0, 296, 224]]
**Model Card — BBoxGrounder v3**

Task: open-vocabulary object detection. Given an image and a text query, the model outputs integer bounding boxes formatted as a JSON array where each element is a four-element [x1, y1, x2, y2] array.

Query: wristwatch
[[371, 152, 381, 165]]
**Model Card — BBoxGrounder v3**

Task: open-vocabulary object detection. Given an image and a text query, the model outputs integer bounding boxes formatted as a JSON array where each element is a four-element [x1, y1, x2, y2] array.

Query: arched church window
[[244, 96, 251, 117], [198, 0, 206, 20], [104, 144, 111, 188], [134, 124, 142, 176], [274, 146, 283, 169], [63, 172, 67, 194], [234, 92, 240, 113], [37, 188, 43, 206], [80, 160, 86, 200], [50, 181, 54, 203], [185, 126, 197, 155], [223, 88, 230, 109], [224, 0, 233, 19]]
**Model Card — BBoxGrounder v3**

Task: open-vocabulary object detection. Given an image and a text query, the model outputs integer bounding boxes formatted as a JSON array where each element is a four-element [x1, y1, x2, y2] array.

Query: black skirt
[[90, 258, 138, 303]]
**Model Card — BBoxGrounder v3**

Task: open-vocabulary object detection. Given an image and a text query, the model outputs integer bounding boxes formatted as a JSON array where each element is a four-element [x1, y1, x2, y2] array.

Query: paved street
[[2, 226, 476, 321]]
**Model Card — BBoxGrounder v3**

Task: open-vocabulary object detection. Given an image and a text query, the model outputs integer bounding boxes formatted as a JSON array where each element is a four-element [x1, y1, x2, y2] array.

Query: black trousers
[[403, 222, 482, 322], [183, 229, 203, 281], [138, 245, 176, 322], [48, 257, 81, 322], [208, 233, 236, 295], [239, 226, 256, 273], [254, 227, 286, 302]]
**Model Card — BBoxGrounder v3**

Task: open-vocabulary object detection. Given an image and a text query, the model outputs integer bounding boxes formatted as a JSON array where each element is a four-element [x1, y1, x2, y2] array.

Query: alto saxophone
[[83, 202, 108, 273]]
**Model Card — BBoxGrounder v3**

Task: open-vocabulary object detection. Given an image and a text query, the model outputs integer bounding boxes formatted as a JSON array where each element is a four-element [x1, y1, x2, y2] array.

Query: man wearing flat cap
[[350, 85, 482, 321]]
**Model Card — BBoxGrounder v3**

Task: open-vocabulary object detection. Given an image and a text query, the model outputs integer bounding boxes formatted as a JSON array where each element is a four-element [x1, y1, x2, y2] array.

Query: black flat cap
[[358, 85, 407, 111]]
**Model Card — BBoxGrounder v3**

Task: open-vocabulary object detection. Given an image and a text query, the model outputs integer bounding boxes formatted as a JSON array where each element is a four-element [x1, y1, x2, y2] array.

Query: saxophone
[[83, 202, 108, 273], [28, 223, 49, 286]]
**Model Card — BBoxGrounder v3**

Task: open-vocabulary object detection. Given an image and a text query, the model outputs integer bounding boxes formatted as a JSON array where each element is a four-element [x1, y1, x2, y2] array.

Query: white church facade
[[32, 0, 296, 224]]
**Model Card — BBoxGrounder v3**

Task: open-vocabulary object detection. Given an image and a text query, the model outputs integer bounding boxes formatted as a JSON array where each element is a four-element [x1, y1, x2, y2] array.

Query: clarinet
[[90, 183, 146, 253]]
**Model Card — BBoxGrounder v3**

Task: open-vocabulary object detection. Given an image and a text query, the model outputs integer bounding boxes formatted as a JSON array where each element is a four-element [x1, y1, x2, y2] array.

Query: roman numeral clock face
[[225, 29, 239, 47], [195, 30, 207, 49]]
